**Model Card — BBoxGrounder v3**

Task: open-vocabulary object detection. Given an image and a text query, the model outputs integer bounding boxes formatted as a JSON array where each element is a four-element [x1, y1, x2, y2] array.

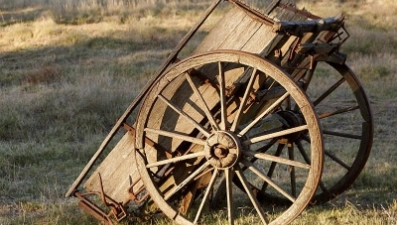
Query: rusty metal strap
[[128, 177, 150, 204], [76, 190, 129, 223], [75, 192, 115, 225]]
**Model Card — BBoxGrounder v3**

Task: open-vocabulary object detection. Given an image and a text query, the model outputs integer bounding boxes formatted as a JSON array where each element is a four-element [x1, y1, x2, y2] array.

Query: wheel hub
[[205, 132, 242, 169], [214, 145, 229, 159]]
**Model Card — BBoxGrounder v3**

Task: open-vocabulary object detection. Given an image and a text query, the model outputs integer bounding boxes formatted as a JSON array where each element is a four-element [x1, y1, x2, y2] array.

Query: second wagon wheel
[[134, 50, 323, 224], [247, 60, 374, 205], [297, 60, 374, 204]]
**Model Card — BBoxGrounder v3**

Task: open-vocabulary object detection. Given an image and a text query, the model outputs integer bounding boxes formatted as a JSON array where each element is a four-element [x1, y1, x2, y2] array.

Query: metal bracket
[[128, 177, 150, 204], [97, 173, 128, 222], [75, 191, 115, 225], [74, 174, 129, 224]]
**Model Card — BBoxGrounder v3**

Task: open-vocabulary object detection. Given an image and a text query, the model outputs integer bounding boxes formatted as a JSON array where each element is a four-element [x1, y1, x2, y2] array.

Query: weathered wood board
[[194, 2, 308, 58], [84, 131, 143, 204]]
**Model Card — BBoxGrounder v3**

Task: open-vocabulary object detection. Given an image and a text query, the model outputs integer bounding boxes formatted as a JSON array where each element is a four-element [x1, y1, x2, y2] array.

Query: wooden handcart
[[65, 0, 373, 224]]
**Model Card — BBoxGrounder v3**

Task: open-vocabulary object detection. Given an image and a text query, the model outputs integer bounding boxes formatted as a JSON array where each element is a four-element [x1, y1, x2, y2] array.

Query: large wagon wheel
[[134, 50, 323, 224], [299, 61, 373, 203]]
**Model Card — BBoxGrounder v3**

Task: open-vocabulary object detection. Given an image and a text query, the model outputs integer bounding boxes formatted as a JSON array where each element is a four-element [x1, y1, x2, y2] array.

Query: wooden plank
[[194, 7, 247, 53], [83, 131, 143, 204], [240, 23, 276, 54], [216, 13, 262, 50], [195, 2, 310, 60]]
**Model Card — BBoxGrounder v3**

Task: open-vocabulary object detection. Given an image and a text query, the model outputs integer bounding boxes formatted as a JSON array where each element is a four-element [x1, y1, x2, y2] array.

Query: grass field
[[1, 0, 396, 224]]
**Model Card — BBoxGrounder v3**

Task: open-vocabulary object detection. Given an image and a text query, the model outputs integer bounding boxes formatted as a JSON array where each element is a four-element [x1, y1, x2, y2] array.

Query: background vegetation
[[0, 0, 396, 224]]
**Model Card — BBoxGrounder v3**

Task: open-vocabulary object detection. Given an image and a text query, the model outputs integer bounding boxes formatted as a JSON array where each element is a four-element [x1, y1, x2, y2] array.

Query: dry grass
[[1, 0, 396, 224]]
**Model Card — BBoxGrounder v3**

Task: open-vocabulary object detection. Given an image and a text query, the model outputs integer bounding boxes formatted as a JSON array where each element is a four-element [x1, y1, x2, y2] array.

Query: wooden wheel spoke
[[157, 94, 211, 137], [313, 77, 345, 106], [295, 130, 328, 195], [296, 141, 339, 193], [261, 143, 285, 193], [323, 129, 362, 140], [230, 67, 258, 132], [244, 149, 311, 170], [243, 125, 308, 145], [241, 158, 296, 203], [235, 166, 269, 225], [295, 140, 311, 165], [144, 128, 206, 145], [256, 138, 279, 154], [324, 150, 351, 170], [218, 62, 228, 130], [225, 168, 234, 225], [185, 73, 220, 131], [288, 145, 297, 197], [297, 136, 350, 169], [318, 180, 329, 193], [318, 105, 359, 119], [239, 92, 290, 136], [164, 161, 210, 201], [146, 151, 206, 168], [194, 168, 219, 224], [243, 139, 279, 171]]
